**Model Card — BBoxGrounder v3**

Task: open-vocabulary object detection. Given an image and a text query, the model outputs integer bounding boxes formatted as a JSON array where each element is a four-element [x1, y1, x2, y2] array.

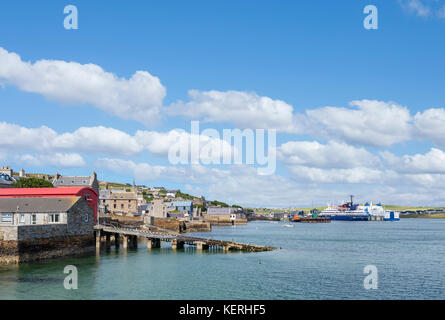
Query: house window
[[48, 213, 60, 223], [114, 204, 117, 209], [121, 204, 124, 209], [128, 204, 131, 209], [1, 213, 13, 223], [20, 214, 25, 224], [31, 214, 37, 225]]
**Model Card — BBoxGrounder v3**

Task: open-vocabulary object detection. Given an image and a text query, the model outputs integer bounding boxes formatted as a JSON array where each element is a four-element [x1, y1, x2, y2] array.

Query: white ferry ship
[[319, 196, 400, 221]]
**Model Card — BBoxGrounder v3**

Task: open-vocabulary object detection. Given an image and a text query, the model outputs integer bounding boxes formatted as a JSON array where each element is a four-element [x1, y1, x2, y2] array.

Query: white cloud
[[0, 47, 166, 125], [380, 148, 445, 174], [0, 122, 236, 162], [135, 129, 238, 162], [288, 166, 385, 184], [167, 90, 299, 132], [0, 122, 57, 151], [278, 140, 379, 169], [304, 100, 413, 147], [53, 126, 143, 156], [414, 108, 445, 147], [18, 153, 86, 168]]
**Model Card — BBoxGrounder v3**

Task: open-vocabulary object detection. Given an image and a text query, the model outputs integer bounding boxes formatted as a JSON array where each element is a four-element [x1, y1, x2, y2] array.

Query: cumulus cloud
[[380, 148, 445, 174], [413, 108, 445, 147], [288, 166, 385, 184], [0, 47, 166, 125], [304, 100, 413, 147], [18, 153, 86, 168], [278, 140, 379, 169], [167, 90, 299, 132], [0, 122, 237, 162]]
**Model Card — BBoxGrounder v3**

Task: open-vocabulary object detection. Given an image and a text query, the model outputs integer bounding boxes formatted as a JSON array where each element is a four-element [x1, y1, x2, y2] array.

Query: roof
[[0, 197, 80, 213], [169, 201, 192, 207], [54, 177, 91, 187], [207, 207, 236, 215], [110, 191, 138, 200], [0, 187, 98, 197]]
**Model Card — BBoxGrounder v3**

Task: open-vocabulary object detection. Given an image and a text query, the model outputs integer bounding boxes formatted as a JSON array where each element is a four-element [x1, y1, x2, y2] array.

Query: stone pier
[[131, 235, 138, 248], [195, 241, 209, 250], [122, 235, 128, 249], [147, 238, 161, 249], [95, 230, 101, 249], [114, 233, 120, 248], [171, 239, 184, 250]]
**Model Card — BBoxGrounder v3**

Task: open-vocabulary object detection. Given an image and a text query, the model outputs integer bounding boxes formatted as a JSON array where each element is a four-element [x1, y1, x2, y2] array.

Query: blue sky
[[1, 0, 445, 207]]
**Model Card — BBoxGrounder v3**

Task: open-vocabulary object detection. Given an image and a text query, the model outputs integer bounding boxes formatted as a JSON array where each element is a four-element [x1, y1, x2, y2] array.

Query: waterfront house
[[0, 187, 99, 223], [204, 207, 246, 225], [0, 196, 95, 264]]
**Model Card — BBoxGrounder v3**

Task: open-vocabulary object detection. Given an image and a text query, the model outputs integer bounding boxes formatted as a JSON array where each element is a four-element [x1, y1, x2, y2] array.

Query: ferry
[[319, 196, 399, 221]]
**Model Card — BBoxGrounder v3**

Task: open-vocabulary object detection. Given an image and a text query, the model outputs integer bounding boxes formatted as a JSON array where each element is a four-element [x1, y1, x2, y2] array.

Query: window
[[121, 204, 124, 209], [128, 204, 131, 209], [1, 213, 13, 223], [114, 204, 116, 209], [48, 213, 60, 223], [31, 214, 37, 225], [20, 214, 25, 224]]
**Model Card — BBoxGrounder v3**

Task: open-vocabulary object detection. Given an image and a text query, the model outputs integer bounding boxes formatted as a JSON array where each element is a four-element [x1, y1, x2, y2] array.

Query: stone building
[[0, 196, 95, 264], [146, 198, 169, 218], [53, 172, 100, 194], [203, 207, 247, 226], [104, 189, 139, 216]]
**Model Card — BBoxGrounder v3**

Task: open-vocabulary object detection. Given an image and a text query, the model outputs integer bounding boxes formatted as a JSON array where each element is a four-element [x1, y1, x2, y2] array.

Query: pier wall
[[203, 214, 247, 226], [0, 234, 95, 264]]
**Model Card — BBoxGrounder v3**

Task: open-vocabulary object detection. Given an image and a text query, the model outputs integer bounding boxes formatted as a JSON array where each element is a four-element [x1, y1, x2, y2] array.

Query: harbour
[[1, 219, 445, 300]]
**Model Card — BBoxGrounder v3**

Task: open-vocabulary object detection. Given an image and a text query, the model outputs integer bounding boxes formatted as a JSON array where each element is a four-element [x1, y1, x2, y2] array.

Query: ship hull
[[322, 215, 370, 221]]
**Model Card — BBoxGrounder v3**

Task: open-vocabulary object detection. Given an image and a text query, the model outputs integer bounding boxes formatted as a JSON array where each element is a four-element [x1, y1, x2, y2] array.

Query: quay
[[94, 224, 276, 252], [298, 217, 331, 223]]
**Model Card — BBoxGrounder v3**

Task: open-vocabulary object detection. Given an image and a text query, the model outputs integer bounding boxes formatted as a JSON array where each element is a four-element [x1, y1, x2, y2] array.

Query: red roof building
[[0, 187, 98, 223]]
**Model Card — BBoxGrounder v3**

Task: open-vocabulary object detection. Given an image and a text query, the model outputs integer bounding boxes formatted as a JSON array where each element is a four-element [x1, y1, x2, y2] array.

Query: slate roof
[[54, 176, 92, 187], [0, 197, 80, 213]]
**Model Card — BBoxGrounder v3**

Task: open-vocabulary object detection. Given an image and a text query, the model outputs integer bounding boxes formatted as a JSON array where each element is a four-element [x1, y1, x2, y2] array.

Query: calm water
[[1, 219, 445, 300]]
